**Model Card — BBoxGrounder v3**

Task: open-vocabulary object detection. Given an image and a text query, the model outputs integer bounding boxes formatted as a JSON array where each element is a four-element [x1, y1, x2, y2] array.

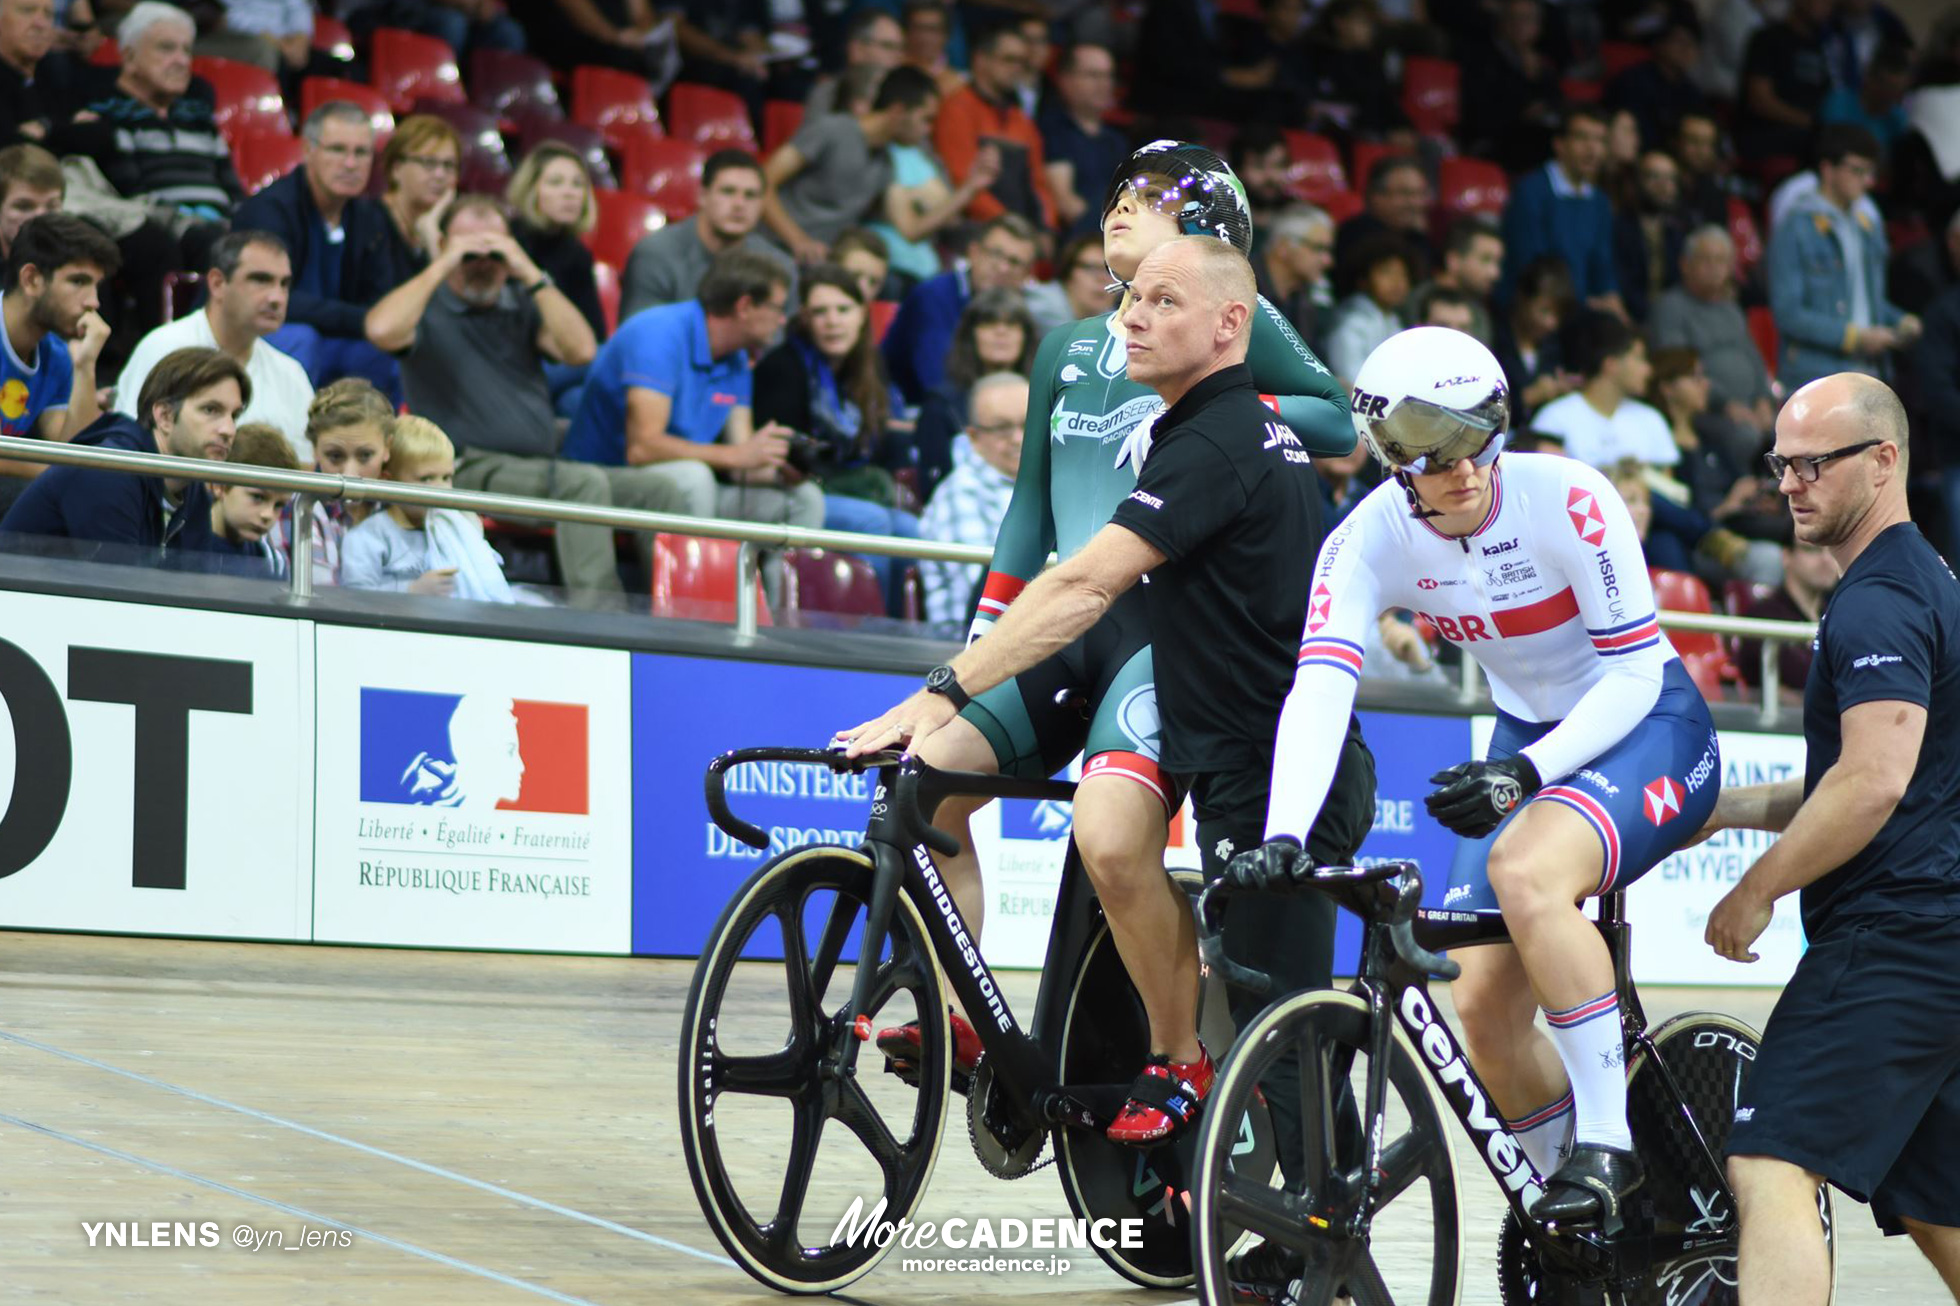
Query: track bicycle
[[678, 746, 1276, 1294], [1187, 862, 1837, 1305]]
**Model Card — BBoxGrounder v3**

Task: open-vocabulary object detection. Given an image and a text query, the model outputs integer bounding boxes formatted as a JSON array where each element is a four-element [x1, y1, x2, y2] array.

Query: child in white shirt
[[341, 415, 513, 602]]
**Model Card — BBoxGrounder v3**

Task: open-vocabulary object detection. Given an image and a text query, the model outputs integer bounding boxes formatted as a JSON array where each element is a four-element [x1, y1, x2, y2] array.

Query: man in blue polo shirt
[[563, 249, 821, 568], [1700, 373, 1960, 1302]]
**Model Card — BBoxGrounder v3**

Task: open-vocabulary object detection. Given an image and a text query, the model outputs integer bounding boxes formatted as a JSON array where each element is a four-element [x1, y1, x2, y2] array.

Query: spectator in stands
[[237, 102, 406, 396], [1230, 126, 1293, 240], [518, 0, 678, 80], [342, 0, 524, 62], [1134, 0, 1233, 122], [1461, 0, 1563, 175], [1672, 110, 1733, 229], [1891, 209, 1960, 318], [806, 10, 904, 117], [882, 212, 1036, 405], [364, 194, 621, 598], [933, 24, 1055, 230], [1735, 539, 1836, 692], [1333, 156, 1430, 280], [114, 230, 314, 458], [1412, 215, 1502, 346], [867, 121, 995, 290], [764, 64, 939, 264], [1822, 0, 1910, 93], [342, 413, 513, 600], [1025, 231, 1116, 335], [378, 114, 461, 272], [620, 149, 794, 320], [752, 263, 919, 613], [562, 250, 824, 569], [1530, 312, 1677, 469], [1413, 284, 1477, 333], [0, 143, 60, 258], [0, 0, 78, 146], [1039, 42, 1123, 245], [830, 227, 890, 305], [1697, 0, 1765, 102], [1324, 233, 1411, 384], [1300, 0, 1409, 145], [1736, 0, 1833, 163], [1313, 432, 1375, 526], [919, 369, 1022, 624], [900, 0, 962, 99], [1768, 125, 1917, 390], [1648, 226, 1779, 440], [0, 213, 112, 512], [1819, 36, 1912, 152], [204, 422, 297, 577], [1913, 275, 1960, 560], [1254, 204, 1336, 351], [270, 378, 391, 586], [913, 285, 1034, 498], [1501, 108, 1627, 320], [1648, 346, 1786, 542], [1613, 149, 1688, 323], [1493, 253, 1578, 421], [0, 344, 244, 548], [508, 142, 604, 344], [1609, 15, 1708, 151]]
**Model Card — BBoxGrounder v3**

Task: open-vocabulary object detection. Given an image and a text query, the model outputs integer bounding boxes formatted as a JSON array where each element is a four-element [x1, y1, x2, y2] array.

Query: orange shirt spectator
[[932, 26, 1056, 229]]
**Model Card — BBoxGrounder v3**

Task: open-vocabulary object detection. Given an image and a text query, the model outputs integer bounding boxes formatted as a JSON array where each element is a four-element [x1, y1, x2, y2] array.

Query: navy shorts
[[1727, 911, 1960, 1234], [1444, 659, 1721, 911]]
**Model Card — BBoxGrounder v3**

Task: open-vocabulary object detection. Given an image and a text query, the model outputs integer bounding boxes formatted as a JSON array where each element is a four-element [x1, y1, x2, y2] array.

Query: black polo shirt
[[1801, 522, 1960, 937], [1110, 362, 1323, 773]]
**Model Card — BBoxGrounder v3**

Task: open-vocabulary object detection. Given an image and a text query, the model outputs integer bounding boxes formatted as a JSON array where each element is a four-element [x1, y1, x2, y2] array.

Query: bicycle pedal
[[881, 1055, 972, 1096]]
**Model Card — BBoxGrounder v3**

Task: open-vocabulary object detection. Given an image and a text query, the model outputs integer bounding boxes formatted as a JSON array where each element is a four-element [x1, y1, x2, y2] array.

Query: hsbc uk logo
[[1567, 486, 1607, 547], [1306, 582, 1334, 633], [1643, 776, 1684, 826]]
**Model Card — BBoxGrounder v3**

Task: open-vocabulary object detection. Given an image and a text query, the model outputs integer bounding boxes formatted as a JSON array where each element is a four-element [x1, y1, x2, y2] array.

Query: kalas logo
[[360, 688, 588, 814]]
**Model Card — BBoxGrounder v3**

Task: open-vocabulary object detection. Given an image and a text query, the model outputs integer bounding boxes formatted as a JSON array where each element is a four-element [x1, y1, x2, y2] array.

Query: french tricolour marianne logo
[[359, 688, 588, 813], [1567, 486, 1607, 547]]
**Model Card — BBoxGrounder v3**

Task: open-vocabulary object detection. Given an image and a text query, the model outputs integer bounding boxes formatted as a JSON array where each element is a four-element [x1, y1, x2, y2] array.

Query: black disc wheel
[[678, 846, 951, 1294], [1192, 989, 1463, 1306]]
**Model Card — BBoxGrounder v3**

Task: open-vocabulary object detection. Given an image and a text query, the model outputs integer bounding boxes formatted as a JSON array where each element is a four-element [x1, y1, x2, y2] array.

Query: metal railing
[[0, 435, 1816, 723]]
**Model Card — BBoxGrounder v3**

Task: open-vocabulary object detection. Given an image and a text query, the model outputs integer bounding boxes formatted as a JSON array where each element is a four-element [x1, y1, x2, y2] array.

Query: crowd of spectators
[[0, 0, 1950, 653]]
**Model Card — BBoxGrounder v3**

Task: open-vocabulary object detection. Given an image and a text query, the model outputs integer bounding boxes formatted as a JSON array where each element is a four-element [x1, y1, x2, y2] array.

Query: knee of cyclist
[[1485, 843, 1554, 916], [1073, 821, 1154, 892]]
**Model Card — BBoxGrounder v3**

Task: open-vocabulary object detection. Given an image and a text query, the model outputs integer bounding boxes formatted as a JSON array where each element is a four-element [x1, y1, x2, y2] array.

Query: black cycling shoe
[[1536, 1142, 1645, 1231], [1228, 1239, 1303, 1303]]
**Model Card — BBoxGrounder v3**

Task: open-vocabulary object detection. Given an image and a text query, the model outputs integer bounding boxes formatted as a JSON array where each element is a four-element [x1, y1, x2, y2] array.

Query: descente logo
[[1129, 489, 1164, 510], [1852, 654, 1903, 669]]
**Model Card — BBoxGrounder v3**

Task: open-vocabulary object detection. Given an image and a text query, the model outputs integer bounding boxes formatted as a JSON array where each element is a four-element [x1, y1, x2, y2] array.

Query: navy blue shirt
[[1801, 522, 1960, 935], [1037, 102, 1127, 245], [0, 414, 216, 550]]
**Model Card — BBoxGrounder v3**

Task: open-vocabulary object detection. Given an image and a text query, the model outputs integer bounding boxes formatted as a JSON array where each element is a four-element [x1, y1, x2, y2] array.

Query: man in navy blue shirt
[[1038, 44, 1126, 246], [1499, 107, 1629, 319], [882, 214, 1038, 405], [1701, 373, 1960, 1302]]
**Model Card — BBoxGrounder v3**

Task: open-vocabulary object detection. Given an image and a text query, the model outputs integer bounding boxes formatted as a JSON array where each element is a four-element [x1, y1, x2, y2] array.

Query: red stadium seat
[[1727, 194, 1764, 281], [1560, 77, 1604, 104], [472, 49, 562, 121], [371, 27, 465, 113], [516, 115, 617, 189], [232, 129, 305, 193], [1599, 40, 1651, 80], [1747, 305, 1779, 374], [1319, 189, 1364, 224], [1281, 130, 1347, 204], [762, 99, 805, 155], [1721, 579, 1776, 615], [88, 37, 118, 67], [618, 130, 706, 219], [1680, 648, 1733, 700], [666, 81, 757, 149], [300, 78, 396, 145], [1400, 56, 1460, 135], [1651, 567, 1720, 657], [1437, 156, 1508, 218], [159, 270, 201, 323], [783, 549, 885, 618], [194, 57, 287, 143], [584, 188, 665, 267], [409, 101, 511, 193], [1348, 142, 1403, 196], [652, 534, 772, 625], [594, 259, 620, 334], [868, 299, 898, 344], [313, 14, 356, 61], [572, 65, 661, 149]]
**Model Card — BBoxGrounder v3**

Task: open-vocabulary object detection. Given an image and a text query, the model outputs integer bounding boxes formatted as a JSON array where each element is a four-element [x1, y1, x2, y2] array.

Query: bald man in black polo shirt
[[842, 238, 1374, 1222]]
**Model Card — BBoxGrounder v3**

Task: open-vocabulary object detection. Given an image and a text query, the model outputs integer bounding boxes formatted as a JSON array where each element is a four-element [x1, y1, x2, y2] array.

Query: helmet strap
[[1393, 468, 1446, 520]]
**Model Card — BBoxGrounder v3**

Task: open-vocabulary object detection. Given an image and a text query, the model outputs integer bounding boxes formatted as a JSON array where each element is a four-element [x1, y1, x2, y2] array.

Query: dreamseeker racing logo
[[833, 1195, 1142, 1277], [1050, 395, 1161, 446]]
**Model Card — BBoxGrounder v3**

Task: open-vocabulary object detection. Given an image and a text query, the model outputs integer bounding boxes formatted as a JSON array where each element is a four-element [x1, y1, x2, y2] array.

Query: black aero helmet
[[1101, 139, 1254, 257]]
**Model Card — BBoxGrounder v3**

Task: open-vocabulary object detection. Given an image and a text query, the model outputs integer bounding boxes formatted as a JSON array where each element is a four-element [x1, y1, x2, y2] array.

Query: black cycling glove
[[1224, 836, 1316, 892], [1425, 756, 1542, 839]]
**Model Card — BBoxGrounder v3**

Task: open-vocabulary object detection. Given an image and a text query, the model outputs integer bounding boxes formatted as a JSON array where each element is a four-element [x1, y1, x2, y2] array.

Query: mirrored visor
[[1366, 393, 1509, 473]]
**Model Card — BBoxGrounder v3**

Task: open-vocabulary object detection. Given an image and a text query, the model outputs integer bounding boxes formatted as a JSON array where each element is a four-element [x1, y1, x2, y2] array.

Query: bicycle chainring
[[966, 1056, 1050, 1179], [1498, 1210, 1611, 1306]]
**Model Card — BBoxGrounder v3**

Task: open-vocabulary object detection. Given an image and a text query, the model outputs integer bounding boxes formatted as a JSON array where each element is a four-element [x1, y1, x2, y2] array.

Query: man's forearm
[[364, 261, 446, 351], [63, 367, 100, 438], [534, 285, 596, 365], [1736, 765, 1901, 904], [946, 562, 1114, 697], [1709, 776, 1806, 833]]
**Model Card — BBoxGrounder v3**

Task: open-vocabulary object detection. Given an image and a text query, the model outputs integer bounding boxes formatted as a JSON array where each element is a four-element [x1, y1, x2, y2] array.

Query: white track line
[[0, 1027, 734, 1268], [0, 1110, 608, 1306]]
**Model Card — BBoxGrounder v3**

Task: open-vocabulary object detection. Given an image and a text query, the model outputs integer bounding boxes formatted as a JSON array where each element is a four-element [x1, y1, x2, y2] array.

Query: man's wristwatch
[[522, 271, 554, 295], [924, 664, 971, 711]]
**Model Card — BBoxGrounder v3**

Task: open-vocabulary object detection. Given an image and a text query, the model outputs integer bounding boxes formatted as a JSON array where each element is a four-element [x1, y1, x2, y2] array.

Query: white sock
[[1543, 992, 1631, 1150], [1505, 1090, 1575, 1178]]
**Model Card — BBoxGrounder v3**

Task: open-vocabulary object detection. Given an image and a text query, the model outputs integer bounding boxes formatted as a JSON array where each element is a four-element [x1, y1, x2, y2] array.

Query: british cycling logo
[[359, 688, 588, 813], [1852, 654, 1903, 669]]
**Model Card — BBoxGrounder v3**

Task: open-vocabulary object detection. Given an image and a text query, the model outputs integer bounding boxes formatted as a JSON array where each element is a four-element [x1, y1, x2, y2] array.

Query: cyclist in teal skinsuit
[[867, 141, 1354, 1145]]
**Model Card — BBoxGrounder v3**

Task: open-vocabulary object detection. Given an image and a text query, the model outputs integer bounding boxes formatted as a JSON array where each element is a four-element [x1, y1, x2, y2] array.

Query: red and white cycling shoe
[[876, 1009, 982, 1094]]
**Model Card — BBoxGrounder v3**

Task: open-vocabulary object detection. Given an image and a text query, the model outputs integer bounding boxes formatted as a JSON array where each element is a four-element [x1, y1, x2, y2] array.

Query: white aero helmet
[[1350, 326, 1511, 477]]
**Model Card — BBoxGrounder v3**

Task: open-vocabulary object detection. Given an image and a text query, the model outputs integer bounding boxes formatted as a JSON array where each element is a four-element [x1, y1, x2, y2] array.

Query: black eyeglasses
[[1764, 439, 1882, 483]]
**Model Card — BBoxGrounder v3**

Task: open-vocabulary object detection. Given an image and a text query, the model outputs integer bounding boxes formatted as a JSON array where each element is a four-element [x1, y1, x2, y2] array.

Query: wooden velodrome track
[[0, 930, 1948, 1304]]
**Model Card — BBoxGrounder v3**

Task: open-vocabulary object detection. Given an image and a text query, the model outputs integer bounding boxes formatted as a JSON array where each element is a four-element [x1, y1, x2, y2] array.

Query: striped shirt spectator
[[919, 373, 1024, 624]]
